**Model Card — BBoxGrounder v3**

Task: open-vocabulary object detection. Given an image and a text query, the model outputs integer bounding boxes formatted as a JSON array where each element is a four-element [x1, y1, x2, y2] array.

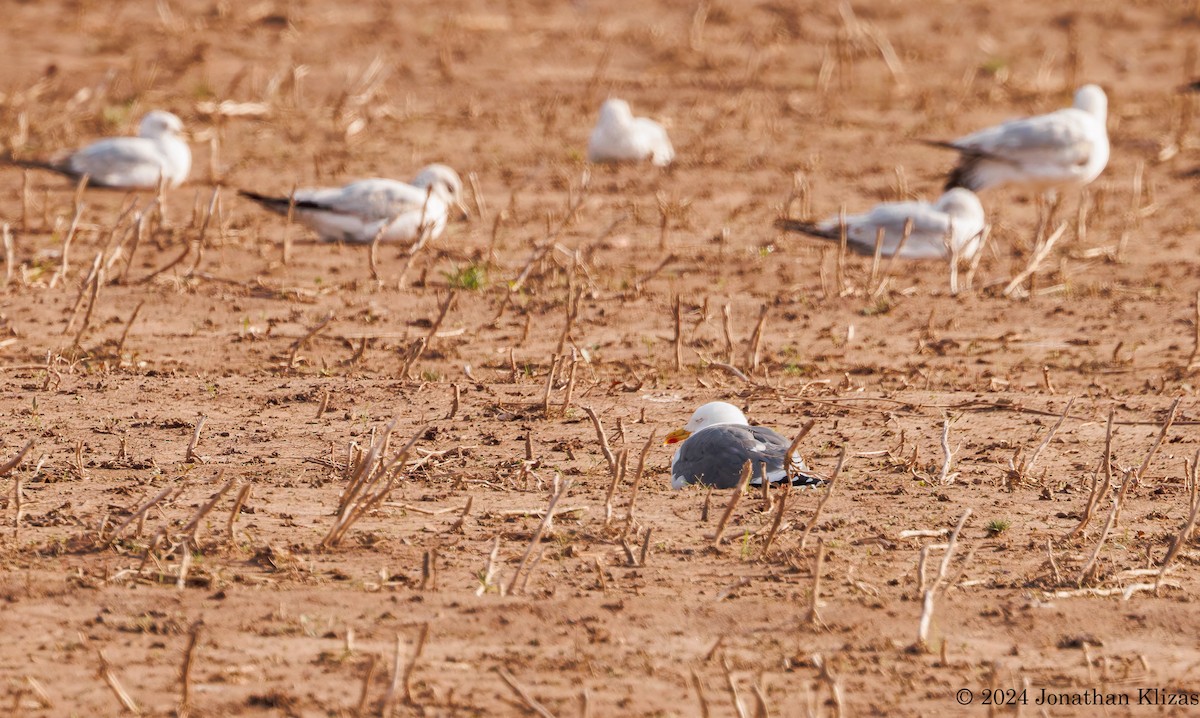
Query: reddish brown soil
[[2, 1, 1200, 716]]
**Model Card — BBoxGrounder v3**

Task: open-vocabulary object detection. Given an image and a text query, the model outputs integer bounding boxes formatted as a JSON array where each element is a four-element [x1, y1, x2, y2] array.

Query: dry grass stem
[[915, 509, 972, 651], [1069, 408, 1115, 539], [113, 300, 146, 358], [744, 304, 769, 372], [1078, 469, 1135, 587], [179, 620, 203, 712], [288, 312, 335, 369], [2, 223, 12, 286], [1024, 396, 1075, 476], [181, 471, 238, 544], [936, 416, 958, 484], [496, 667, 557, 718], [186, 415, 208, 463], [322, 420, 426, 548], [1188, 289, 1200, 370], [806, 538, 827, 627], [403, 623, 430, 705], [0, 438, 35, 476], [283, 185, 297, 266], [711, 462, 752, 545], [226, 482, 251, 540], [98, 650, 140, 715], [621, 431, 657, 536], [1003, 222, 1067, 297], [799, 446, 846, 549], [582, 406, 617, 475], [1135, 397, 1181, 482], [507, 478, 571, 594]]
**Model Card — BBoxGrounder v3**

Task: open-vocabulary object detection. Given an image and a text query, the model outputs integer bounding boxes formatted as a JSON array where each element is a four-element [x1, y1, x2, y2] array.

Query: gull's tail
[[774, 217, 837, 239], [238, 189, 331, 216], [917, 139, 984, 191], [787, 468, 827, 489], [0, 153, 80, 181]]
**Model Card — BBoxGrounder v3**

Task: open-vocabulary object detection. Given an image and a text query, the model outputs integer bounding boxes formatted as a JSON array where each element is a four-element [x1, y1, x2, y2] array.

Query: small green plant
[[986, 519, 1011, 536], [445, 263, 487, 291], [860, 297, 893, 316]]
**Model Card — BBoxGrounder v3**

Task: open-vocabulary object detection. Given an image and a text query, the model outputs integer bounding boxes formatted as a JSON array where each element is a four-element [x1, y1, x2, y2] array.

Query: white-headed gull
[[6, 110, 191, 189], [776, 188, 987, 260], [587, 99, 675, 167], [665, 402, 824, 490], [238, 164, 467, 244], [928, 85, 1109, 192]]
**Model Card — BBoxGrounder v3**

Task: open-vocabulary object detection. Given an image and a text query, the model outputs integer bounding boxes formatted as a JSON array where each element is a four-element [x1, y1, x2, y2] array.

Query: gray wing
[[951, 109, 1096, 168], [67, 138, 168, 187], [303, 179, 430, 221], [674, 425, 822, 489]]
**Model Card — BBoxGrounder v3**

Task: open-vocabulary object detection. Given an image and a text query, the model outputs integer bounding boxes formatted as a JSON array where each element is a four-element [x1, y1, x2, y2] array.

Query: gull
[[664, 402, 824, 490], [926, 84, 1109, 193], [5, 110, 191, 189], [775, 188, 987, 260], [238, 164, 467, 244], [587, 99, 675, 167]]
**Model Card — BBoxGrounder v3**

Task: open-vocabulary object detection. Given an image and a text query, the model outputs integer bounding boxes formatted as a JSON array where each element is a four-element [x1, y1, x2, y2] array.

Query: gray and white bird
[[238, 164, 467, 244], [6, 110, 191, 189], [776, 188, 987, 260], [927, 84, 1109, 192], [664, 402, 824, 490], [587, 99, 675, 167]]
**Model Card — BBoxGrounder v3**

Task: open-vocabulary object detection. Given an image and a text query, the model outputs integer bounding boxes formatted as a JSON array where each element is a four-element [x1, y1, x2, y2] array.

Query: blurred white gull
[[776, 188, 987, 260], [238, 164, 467, 244], [927, 85, 1109, 192], [665, 402, 824, 490], [587, 99, 674, 167], [5, 110, 191, 189]]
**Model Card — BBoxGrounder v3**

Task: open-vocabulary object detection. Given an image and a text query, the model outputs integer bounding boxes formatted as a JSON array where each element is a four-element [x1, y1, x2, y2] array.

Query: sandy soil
[[1, 0, 1200, 716]]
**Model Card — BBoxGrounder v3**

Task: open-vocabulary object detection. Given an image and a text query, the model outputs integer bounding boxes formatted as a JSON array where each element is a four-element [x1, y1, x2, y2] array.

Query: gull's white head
[[665, 401, 748, 445], [598, 98, 634, 127], [412, 163, 466, 215], [1073, 84, 1107, 121], [936, 188, 985, 223], [138, 110, 185, 139]]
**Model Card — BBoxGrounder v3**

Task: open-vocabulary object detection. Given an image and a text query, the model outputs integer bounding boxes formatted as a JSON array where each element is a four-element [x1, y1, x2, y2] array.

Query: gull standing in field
[[775, 188, 987, 260], [925, 84, 1109, 193], [4, 110, 191, 189], [587, 98, 675, 167], [238, 164, 467, 244], [664, 402, 824, 490]]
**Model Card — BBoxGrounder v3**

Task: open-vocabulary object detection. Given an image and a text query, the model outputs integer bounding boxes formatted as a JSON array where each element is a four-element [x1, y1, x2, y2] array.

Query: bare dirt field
[[1, 1, 1200, 716]]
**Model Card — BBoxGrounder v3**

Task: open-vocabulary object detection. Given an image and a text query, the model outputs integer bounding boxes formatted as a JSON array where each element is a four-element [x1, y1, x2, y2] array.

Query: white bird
[[238, 164, 467, 244], [5, 110, 191, 189], [927, 84, 1109, 192], [587, 99, 675, 167], [664, 402, 824, 490], [776, 188, 987, 260]]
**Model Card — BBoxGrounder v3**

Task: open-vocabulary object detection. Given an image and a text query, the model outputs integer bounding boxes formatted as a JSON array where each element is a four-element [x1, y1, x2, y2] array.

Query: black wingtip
[[774, 217, 835, 239]]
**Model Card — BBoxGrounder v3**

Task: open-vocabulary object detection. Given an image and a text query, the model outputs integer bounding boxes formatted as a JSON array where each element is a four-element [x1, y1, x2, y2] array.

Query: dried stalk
[[916, 508, 972, 651], [495, 668, 557, 718], [288, 312, 335, 369], [799, 446, 846, 549], [711, 462, 752, 545], [582, 406, 617, 475], [506, 479, 571, 595], [1003, 222, 1067, 297], [806, 538, 826, 627], [321, 420, 426, 548], [97, 650, 140, 714], [1078, 469, 1135, 586], [179, 620, 203, 711]]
